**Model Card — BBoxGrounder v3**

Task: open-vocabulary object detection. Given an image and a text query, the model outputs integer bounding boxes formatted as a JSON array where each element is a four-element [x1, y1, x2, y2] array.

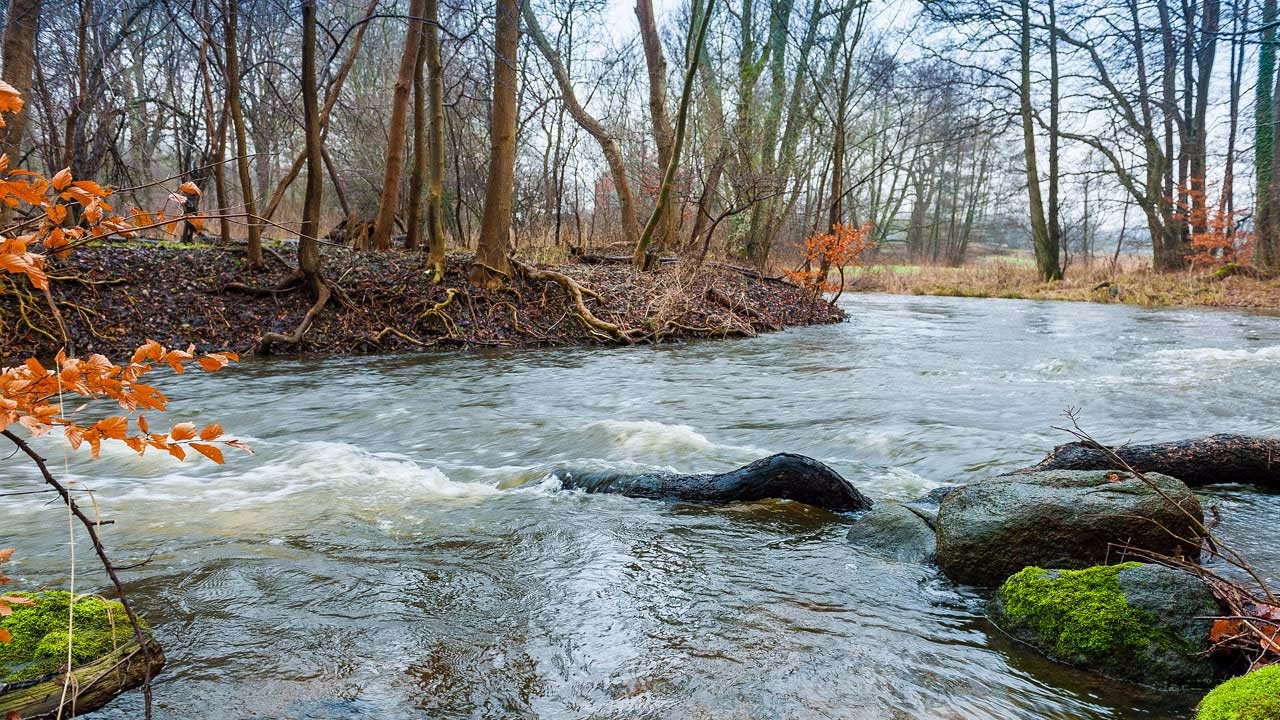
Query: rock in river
[[990, 562, 1220, 688], [935, 469, 1203, 586], [845, 502, 937, 563], [553, 452, 873, 512]]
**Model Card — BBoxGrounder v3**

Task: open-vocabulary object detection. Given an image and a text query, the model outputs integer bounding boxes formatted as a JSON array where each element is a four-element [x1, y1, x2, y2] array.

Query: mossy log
[[0, 638, 164, 719], [552, 452, 873, 512], [1018, 434, 1280, 488]]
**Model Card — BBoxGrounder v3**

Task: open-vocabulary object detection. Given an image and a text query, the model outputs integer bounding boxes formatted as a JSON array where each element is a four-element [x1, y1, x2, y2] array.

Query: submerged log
[[1018, 433, 1280, 488], [0, 638, 164, 719], [552, 452, 873, 512]]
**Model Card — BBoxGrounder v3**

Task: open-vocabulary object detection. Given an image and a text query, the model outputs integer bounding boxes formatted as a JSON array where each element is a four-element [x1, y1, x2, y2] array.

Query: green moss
[[0, 591, 140, 682], [997, 563, 1167, 665], [1196, 665, 1280, 720]]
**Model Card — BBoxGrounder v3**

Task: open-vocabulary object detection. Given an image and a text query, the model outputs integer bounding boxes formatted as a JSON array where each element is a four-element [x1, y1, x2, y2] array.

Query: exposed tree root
[[511, 257, 635, 341], [256, 280, 332, 354]]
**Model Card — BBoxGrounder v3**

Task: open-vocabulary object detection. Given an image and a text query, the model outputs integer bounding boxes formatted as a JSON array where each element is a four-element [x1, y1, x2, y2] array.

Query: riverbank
[[850, 262, 1280, 310], [0, 245, 843, 362]]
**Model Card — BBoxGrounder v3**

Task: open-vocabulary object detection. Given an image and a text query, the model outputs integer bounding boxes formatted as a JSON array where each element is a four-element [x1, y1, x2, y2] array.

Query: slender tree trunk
[[469, 0, 520, 287], [425, 0, 447, 281], [524, 3, 641, 249], [1020, 0, 1058, 281], [224, 0, 262, 267], [372, 0, 427, 251], [261, 0, 379, 222], [1046, 0, 1064, 279], [635, 0, 678, 254], [1259, 0, 1280, 268], [632, 0, 716, 268], [407, 29, 429, 251], [299, 0, 324, 294]]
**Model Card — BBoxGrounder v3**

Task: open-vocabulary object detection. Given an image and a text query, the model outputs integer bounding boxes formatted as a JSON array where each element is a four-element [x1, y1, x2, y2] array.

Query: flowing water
[[3, 293, 1280, 719]]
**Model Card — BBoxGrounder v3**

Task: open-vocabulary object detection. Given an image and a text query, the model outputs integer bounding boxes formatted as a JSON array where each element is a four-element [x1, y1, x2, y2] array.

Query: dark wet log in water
[[1018, 434, 1280, 488], [553, 453, 873, 512]]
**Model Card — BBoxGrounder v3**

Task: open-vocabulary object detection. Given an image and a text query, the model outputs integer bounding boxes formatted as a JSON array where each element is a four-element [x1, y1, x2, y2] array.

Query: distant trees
[[2, 0, 1275, 278]]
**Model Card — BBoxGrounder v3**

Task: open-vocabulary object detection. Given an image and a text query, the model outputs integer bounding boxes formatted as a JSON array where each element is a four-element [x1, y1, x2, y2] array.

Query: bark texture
[[1017, 434, 1280, 488]]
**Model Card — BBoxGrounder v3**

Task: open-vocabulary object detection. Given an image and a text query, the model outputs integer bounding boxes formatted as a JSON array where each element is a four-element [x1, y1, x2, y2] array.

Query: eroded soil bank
[[0, 245, 844, 361]]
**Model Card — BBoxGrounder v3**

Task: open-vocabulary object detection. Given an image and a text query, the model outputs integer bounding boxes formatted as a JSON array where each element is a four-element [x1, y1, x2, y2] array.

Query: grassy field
[[848, 260, 1280, 310]]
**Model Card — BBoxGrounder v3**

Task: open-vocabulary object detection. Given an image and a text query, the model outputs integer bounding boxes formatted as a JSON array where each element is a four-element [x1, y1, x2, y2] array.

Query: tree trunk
[[634, 0, 678, 254], [224, 0, 262, 267], [407, 26, 429, 251], [469, 0, 520, 288], [1260, 0, 1280, 269], [1020, 0, 1058, 281], [1018, 434, 1280, 489], [425, 0, 447, 281], [298, 0, 324, 294], [524, 3, 641, 250], [0, 0, 39, 166], [632, 0, 716, 268], [372, 0, 427, 251], [260, 0, 380, 222]]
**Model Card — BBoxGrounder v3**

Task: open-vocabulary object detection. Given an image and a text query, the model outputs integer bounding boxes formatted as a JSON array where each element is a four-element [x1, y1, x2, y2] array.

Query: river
[[3, 293, 1279, 719]]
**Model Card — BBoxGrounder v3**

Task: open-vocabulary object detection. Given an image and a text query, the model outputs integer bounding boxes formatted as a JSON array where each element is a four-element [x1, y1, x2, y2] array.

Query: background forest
[[0, 0, 1273, 282]]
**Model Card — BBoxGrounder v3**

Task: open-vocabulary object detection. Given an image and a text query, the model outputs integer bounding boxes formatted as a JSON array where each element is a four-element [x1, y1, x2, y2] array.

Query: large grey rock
[[845, 502, 936, 563], [990, 562, 1220, 688], [936, 470, 1203, 586]]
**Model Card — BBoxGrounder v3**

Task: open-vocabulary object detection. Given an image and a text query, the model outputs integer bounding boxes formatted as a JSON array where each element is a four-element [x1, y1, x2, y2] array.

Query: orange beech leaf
[[198, 424, 222, 441], [0, 549, 13, 563], [0, 628, 10, 644], [167, 444, 186, 461], [50, 168, 71, 191], [170, 422, 197, 441], [190, 443, 224, 464], [71, 179, 109, 197], [137, 414, 149, 434], [94, 416, 129, 440], [179, 181, 201, 196], [0, 80, 23, 115]]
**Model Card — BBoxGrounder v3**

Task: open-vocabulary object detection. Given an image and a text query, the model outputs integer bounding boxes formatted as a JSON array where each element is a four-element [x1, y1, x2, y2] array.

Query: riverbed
[[3, 293, 1279, 719]]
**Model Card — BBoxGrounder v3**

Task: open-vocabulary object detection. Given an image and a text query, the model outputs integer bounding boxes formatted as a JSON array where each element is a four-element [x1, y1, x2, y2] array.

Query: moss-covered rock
[[1196, 665, 1280, 720], [991, 563, 1219, 688], [0, 591, 141, 683]]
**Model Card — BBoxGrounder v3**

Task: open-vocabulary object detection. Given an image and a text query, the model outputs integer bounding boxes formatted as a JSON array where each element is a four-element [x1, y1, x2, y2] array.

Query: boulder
[[553, 453, 873, 512], [1196, 665, 1280, 720], [991, 562, 1220, 688], [845, 502, 937, 563], [936, 469, 1203, 586]]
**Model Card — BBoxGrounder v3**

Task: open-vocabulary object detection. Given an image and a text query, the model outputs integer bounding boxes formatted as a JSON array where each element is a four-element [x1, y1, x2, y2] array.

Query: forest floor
[[849, 261, 1280, 310], [0, 243, 844, 362]]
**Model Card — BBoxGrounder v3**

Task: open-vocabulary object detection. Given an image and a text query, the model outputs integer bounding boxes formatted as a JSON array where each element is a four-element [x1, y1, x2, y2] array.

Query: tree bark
[[1261, 0, 1280, 269], [298, 0, 324, 294], [632, 0, 716, 268], [425, 0, 447, 281], [0, 0, 39, 166], [224, 0, 262, 268], [372, 0, 428, 251], [407, 24, 429, 251], [1018, 434, 1280, 488], [1020, 0, 1059, 281], [469, 0, 520, 288], [634, 0, 678, 254]]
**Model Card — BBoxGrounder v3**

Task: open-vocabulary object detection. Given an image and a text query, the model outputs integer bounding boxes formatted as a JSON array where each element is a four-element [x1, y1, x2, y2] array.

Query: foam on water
[[578, 419, 767, 460]]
